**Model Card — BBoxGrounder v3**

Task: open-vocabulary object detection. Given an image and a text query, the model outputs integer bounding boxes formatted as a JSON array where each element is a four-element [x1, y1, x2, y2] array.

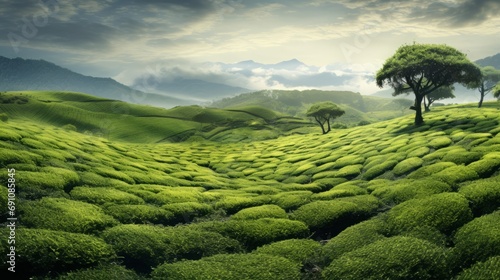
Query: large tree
[[472, 66, 500, 108], [306, 101, 345, 134], [376, 44, 481, 125]]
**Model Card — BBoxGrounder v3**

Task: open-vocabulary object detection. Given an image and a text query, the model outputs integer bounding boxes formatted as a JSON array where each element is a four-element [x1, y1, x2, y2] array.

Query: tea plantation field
[[0, 93, 499, 279]]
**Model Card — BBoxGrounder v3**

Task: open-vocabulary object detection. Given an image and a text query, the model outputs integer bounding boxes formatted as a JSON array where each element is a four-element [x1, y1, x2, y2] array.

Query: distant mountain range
[[0, 56, 192, 108], [1, 52, 498, 108]]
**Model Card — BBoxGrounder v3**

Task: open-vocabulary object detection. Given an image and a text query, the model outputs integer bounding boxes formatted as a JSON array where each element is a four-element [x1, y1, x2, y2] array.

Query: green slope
[[0, 95, 499, 279], [0, 91, 313, 143]]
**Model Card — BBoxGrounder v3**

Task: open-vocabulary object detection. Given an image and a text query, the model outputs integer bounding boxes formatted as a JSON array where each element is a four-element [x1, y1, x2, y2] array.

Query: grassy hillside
[[211, 89, 410, 126], [0, 91, 312, 143], [0, 98, 499, 279]]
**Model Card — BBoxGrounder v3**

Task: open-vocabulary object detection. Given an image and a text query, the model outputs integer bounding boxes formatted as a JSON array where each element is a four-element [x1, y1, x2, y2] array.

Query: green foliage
[[441, 150, 482, 165], [320, 218, 387, 266], [306, 101, 345, 134], [191, 218, 309, 249], [231, 204, 287, 220], [430, 165, 479, 187], [393, 157, 424, 175], [459, 177, 500, 216], [467, 157, 500, 178], [105, 204, 174, 224], [290, 195, 379, 232], [21, 197, 118, 234], [0, 228, 115, 278], [70, 187, 145, 205], [253, 239, 321, 265], [375, 43, 481, 125], [455, 256, 500, 280], [215, 195, 269, 214], [371, 179, 452, 205], [162, 202, 214, 223], [323, 236, 448, 280], [312, 183, 367, 200], [151, 253, 301, 280], [62, 124, 77, 131], [101, 224, 242, 272], [407, 161, 456, 179], [387, 193, 472, 235], [428, 136, 453, 149], [362, 159, 398, 180], [454, 211, 500, 266], [0, 112, 8, 122], [55, 264, 143, 280]]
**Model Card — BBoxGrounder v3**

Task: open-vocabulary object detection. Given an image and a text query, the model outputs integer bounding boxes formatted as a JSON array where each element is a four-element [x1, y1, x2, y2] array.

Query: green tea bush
[[371, 179, 451, 205], [334, 155, 365, 168], [453, 211, 500, 266], [0, 128, 21, 141], [393, 157, 424, 176], [467, 157, 500, 178], [320, 218, 387, 266], [290, 195, 379, 233], [0, 228, 115, 278], [407, 161, 456, 179], [151, 253, 301, 280], [56, 264, 143, 280], [387, 193, 472, 235], [151, 188, 206, 204], [79, 171, 113, 186], [94, 167, 135, 184], [428, 136, 453, 149], [430, 165, 479, 187], [454, 256, 500, 280], [334, 164, 362, 179], [407, 146, 431, 157], [272, 191, 312, 211], [231, 204, 287, 220], [162, 202, 214, 223], [215, 196, 269, 214], [105, 204, 174, 224], [101, 224, 242, 272], [322, 236, 448, 280], [459, 177, 500, 216], [441, 150, 482, 165], [253, 239, 321, 264], [312, 184, 367, 200], [21, 197, 118, 234], [71, 187, 144, 205], [362, 160, 398, 180], [191, 218, 309, 249], [0, 186, 8, 217]]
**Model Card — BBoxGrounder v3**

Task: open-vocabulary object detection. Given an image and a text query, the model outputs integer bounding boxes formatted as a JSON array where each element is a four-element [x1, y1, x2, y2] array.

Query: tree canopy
[[306, 101, 345, 134], [376, 43, 482, 125]]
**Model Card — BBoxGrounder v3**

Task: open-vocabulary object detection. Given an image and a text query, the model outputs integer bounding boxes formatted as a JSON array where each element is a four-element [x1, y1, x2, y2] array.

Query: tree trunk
[[315, 116, 326, 134], [414, 94, 424, 125], [478, 84, 485, 108], [423, 96, 430, 112], [326, 118, 331, 134]]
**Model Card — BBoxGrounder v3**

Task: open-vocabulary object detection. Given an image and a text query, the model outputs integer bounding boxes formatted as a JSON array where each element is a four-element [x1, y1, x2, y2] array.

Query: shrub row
[[151, 253, 301, 280], [101, 224, 242, 273]]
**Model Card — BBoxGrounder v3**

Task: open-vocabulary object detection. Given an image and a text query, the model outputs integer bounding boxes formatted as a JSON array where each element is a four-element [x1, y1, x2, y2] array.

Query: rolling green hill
[[211, 89, 412, 126], [0, 91, 312, 143], [0, 95, 499, 279]]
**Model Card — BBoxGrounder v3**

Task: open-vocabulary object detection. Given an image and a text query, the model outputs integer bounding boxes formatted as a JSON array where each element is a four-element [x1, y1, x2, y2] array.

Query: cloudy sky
[[1, 0, 499, 95]]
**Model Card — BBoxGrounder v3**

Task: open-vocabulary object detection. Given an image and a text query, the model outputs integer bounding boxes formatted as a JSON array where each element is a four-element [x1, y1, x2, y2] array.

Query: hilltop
[[0, 95, 499, 279]]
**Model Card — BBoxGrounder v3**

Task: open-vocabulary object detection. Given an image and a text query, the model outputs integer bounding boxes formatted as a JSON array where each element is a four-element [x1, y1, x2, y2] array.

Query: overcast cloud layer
[[1, 0, 499, 95]]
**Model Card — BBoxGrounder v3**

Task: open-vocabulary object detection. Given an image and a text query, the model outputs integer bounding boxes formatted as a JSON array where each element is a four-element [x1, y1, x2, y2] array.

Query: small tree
[[306, 102, 345, 134], [376, 43, 481, 125], [472, 66, 500, 108], [494, 83, 500, 99], [424, 86, 455, 112]]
